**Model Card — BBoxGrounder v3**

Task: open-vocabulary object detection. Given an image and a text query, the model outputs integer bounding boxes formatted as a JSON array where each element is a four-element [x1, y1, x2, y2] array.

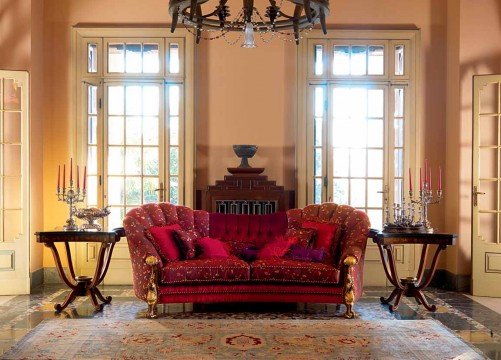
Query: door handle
[[154, 182, 165, 202], [473, 186, 485, 207]]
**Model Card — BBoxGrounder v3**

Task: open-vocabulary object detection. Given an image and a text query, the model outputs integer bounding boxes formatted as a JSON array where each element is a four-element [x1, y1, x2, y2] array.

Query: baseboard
[[43, 267, 68, 284], [30, 268, 44, 288], [427, 269, 471, 292]]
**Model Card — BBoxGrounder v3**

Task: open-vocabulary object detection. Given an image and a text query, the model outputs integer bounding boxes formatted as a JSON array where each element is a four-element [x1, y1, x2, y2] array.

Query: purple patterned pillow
[[241, 246, 259, 262], [286, 244, 326, 263]]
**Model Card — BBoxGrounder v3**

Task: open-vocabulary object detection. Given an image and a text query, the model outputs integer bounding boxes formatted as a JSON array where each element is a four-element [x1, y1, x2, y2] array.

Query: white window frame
[[71, 27, 195, 219], [297, 29, 421, 212]]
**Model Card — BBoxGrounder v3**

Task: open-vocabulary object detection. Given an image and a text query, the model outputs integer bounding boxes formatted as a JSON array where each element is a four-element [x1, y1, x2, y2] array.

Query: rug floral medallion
[[1, 318, 484, 360]]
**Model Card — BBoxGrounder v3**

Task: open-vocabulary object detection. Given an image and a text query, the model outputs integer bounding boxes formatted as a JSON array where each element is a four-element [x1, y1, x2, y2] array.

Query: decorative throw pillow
[[145, 224, 182, 263], [287, 244, 326, 263], [174, 229, 201, 259], [302, 221, 339, 261], [285, 227, 317, 247], [257, 237, 295, 260], [241, 246, 260, 262], [197, 237, 230, 259]]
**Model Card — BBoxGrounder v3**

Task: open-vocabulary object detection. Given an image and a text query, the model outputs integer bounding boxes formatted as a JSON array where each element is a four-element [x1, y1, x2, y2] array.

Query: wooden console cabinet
[[196, 169, 294, 213]]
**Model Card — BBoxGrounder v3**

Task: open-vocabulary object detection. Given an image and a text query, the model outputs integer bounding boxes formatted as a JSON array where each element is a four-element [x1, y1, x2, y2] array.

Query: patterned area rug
[[2, 319, 484, 360]]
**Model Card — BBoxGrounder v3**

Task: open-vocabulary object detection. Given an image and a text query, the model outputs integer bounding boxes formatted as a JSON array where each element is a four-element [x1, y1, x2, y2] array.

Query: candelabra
[[57, 181, 86, 231], [383, 184, 443, 234]]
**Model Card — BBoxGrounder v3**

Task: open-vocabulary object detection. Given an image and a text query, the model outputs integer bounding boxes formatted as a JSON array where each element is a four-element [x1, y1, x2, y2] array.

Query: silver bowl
[[75, 206, 111, 231], [233, 145, 258, 168]]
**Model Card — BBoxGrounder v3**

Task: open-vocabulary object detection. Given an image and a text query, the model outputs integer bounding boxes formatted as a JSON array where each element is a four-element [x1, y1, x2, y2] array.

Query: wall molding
[[427, 269, 471, 292]]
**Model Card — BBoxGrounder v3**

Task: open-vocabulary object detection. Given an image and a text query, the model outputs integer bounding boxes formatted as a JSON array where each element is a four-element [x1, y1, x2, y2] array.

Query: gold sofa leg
[[343, 256, 357, 319], [145, 256, 159, 319]]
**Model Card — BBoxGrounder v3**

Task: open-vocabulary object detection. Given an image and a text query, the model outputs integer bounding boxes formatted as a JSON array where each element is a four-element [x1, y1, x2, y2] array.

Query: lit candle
[[409, 168, 412, 192], [77, 165, 80, 190], [63, 164, 66, 190], [439, 166, 442, 191], [419, 168, 423, 191], [57, 165, 60, 190], [70, 158, 73, 185], [83, 166, 87, 191], [429, 168, 432, 190]]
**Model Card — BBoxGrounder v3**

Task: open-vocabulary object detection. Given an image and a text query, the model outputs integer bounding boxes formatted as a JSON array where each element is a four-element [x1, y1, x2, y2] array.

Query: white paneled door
[[0, 71, 30, 295], [472, 75, 501, 297]]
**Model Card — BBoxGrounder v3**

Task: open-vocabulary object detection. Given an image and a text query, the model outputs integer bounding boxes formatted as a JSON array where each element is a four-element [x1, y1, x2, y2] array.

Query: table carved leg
[[45, 241, 116, 313], [377, 243, 446, 312]]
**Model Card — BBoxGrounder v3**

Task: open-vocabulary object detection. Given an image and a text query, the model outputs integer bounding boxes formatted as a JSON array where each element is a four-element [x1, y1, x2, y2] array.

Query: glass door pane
[[105, 83, 163, 230], [329, 85, 387, 229]]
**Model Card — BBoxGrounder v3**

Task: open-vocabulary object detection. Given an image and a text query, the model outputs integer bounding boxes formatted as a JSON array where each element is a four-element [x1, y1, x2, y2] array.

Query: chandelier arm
[[171, 7, 179, 33], [189, 0, 197, 20], [319, 7, 327, 34], [303, 0, 312, 22]]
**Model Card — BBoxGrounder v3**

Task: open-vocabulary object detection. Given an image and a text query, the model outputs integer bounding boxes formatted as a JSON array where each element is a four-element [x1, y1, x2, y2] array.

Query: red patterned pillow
[[174, 229, 200, 259], [197, 237, 230, 259], [302, 221, 339, 260], [257, 237, 294, 260], [145, 224, 182, 263], [285, 227, 317, 247]]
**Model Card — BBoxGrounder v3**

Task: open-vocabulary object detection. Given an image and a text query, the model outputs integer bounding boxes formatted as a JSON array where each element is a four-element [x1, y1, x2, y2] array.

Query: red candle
[[83, 166, 87, 191], [57, 165, 60, 190], [77, 165, 80, 189], [419, 168, 423, 191], [429, 168, 432, 190], [70, 158, 73, 184], [439, 166, 442, 190], [63, 164, 66, 190], [425, 159, 429, 184], [409, 168, 412, 192]]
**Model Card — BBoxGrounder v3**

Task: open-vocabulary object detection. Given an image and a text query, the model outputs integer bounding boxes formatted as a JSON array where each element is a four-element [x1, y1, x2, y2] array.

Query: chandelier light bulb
[[241, 22, 257, 48]]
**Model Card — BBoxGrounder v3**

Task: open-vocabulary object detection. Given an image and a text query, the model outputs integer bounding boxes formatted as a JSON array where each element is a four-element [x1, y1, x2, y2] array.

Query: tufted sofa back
[[209, 212, 288, 253]]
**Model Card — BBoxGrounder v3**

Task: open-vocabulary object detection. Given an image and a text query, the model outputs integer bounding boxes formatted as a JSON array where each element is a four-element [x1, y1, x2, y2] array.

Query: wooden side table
[[369, 230, 456, 312], [36, 231, 121, 312]]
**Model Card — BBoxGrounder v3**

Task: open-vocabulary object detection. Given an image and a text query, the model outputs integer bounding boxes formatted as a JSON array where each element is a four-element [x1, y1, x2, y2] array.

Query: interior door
[[472, 75, 501, 297], [0, 71, 30, 295]]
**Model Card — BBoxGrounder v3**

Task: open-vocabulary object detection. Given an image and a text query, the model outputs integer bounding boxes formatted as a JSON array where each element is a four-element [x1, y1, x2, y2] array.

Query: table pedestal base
[[380, 278, 436, 312], [377, 242, 447, 313], [54, 276, 112, 313]]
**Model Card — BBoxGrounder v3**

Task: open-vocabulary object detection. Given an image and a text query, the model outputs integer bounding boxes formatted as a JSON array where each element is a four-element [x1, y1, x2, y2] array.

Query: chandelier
[[168, 0, 329, 47]]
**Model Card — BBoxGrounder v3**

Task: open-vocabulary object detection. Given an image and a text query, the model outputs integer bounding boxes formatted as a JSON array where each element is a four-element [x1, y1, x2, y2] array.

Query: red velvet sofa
[[122, 202, 370, 319]]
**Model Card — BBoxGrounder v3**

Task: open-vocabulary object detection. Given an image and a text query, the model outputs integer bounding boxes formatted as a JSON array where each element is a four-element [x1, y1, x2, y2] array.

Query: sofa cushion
[[251, 258, 340, 284], [209, 212, 288, 255], [145, 224, 182, 263], [161, 257, 250, 284]]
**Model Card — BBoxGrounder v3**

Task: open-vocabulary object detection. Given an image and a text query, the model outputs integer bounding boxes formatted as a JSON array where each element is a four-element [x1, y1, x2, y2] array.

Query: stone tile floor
[[0, 285, 500, 359]]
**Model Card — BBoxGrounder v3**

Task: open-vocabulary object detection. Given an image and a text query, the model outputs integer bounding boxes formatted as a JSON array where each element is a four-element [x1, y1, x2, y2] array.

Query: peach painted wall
[[445, 0, 501, 276], [0, 0, 44, 272], [40, 0, 449, 267]]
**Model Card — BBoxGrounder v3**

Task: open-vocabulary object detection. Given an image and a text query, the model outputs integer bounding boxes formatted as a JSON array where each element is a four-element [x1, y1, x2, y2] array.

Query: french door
[[472, 75, 501, 297], [78, 80, 183, 284], [309, 82, 415, 285], [0, 71, 30, 295]]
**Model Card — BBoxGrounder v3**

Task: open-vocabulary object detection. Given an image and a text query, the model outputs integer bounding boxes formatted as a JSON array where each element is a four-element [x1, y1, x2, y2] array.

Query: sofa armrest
[[123, 217, 162, 304], [339, 210, 370, 265]]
